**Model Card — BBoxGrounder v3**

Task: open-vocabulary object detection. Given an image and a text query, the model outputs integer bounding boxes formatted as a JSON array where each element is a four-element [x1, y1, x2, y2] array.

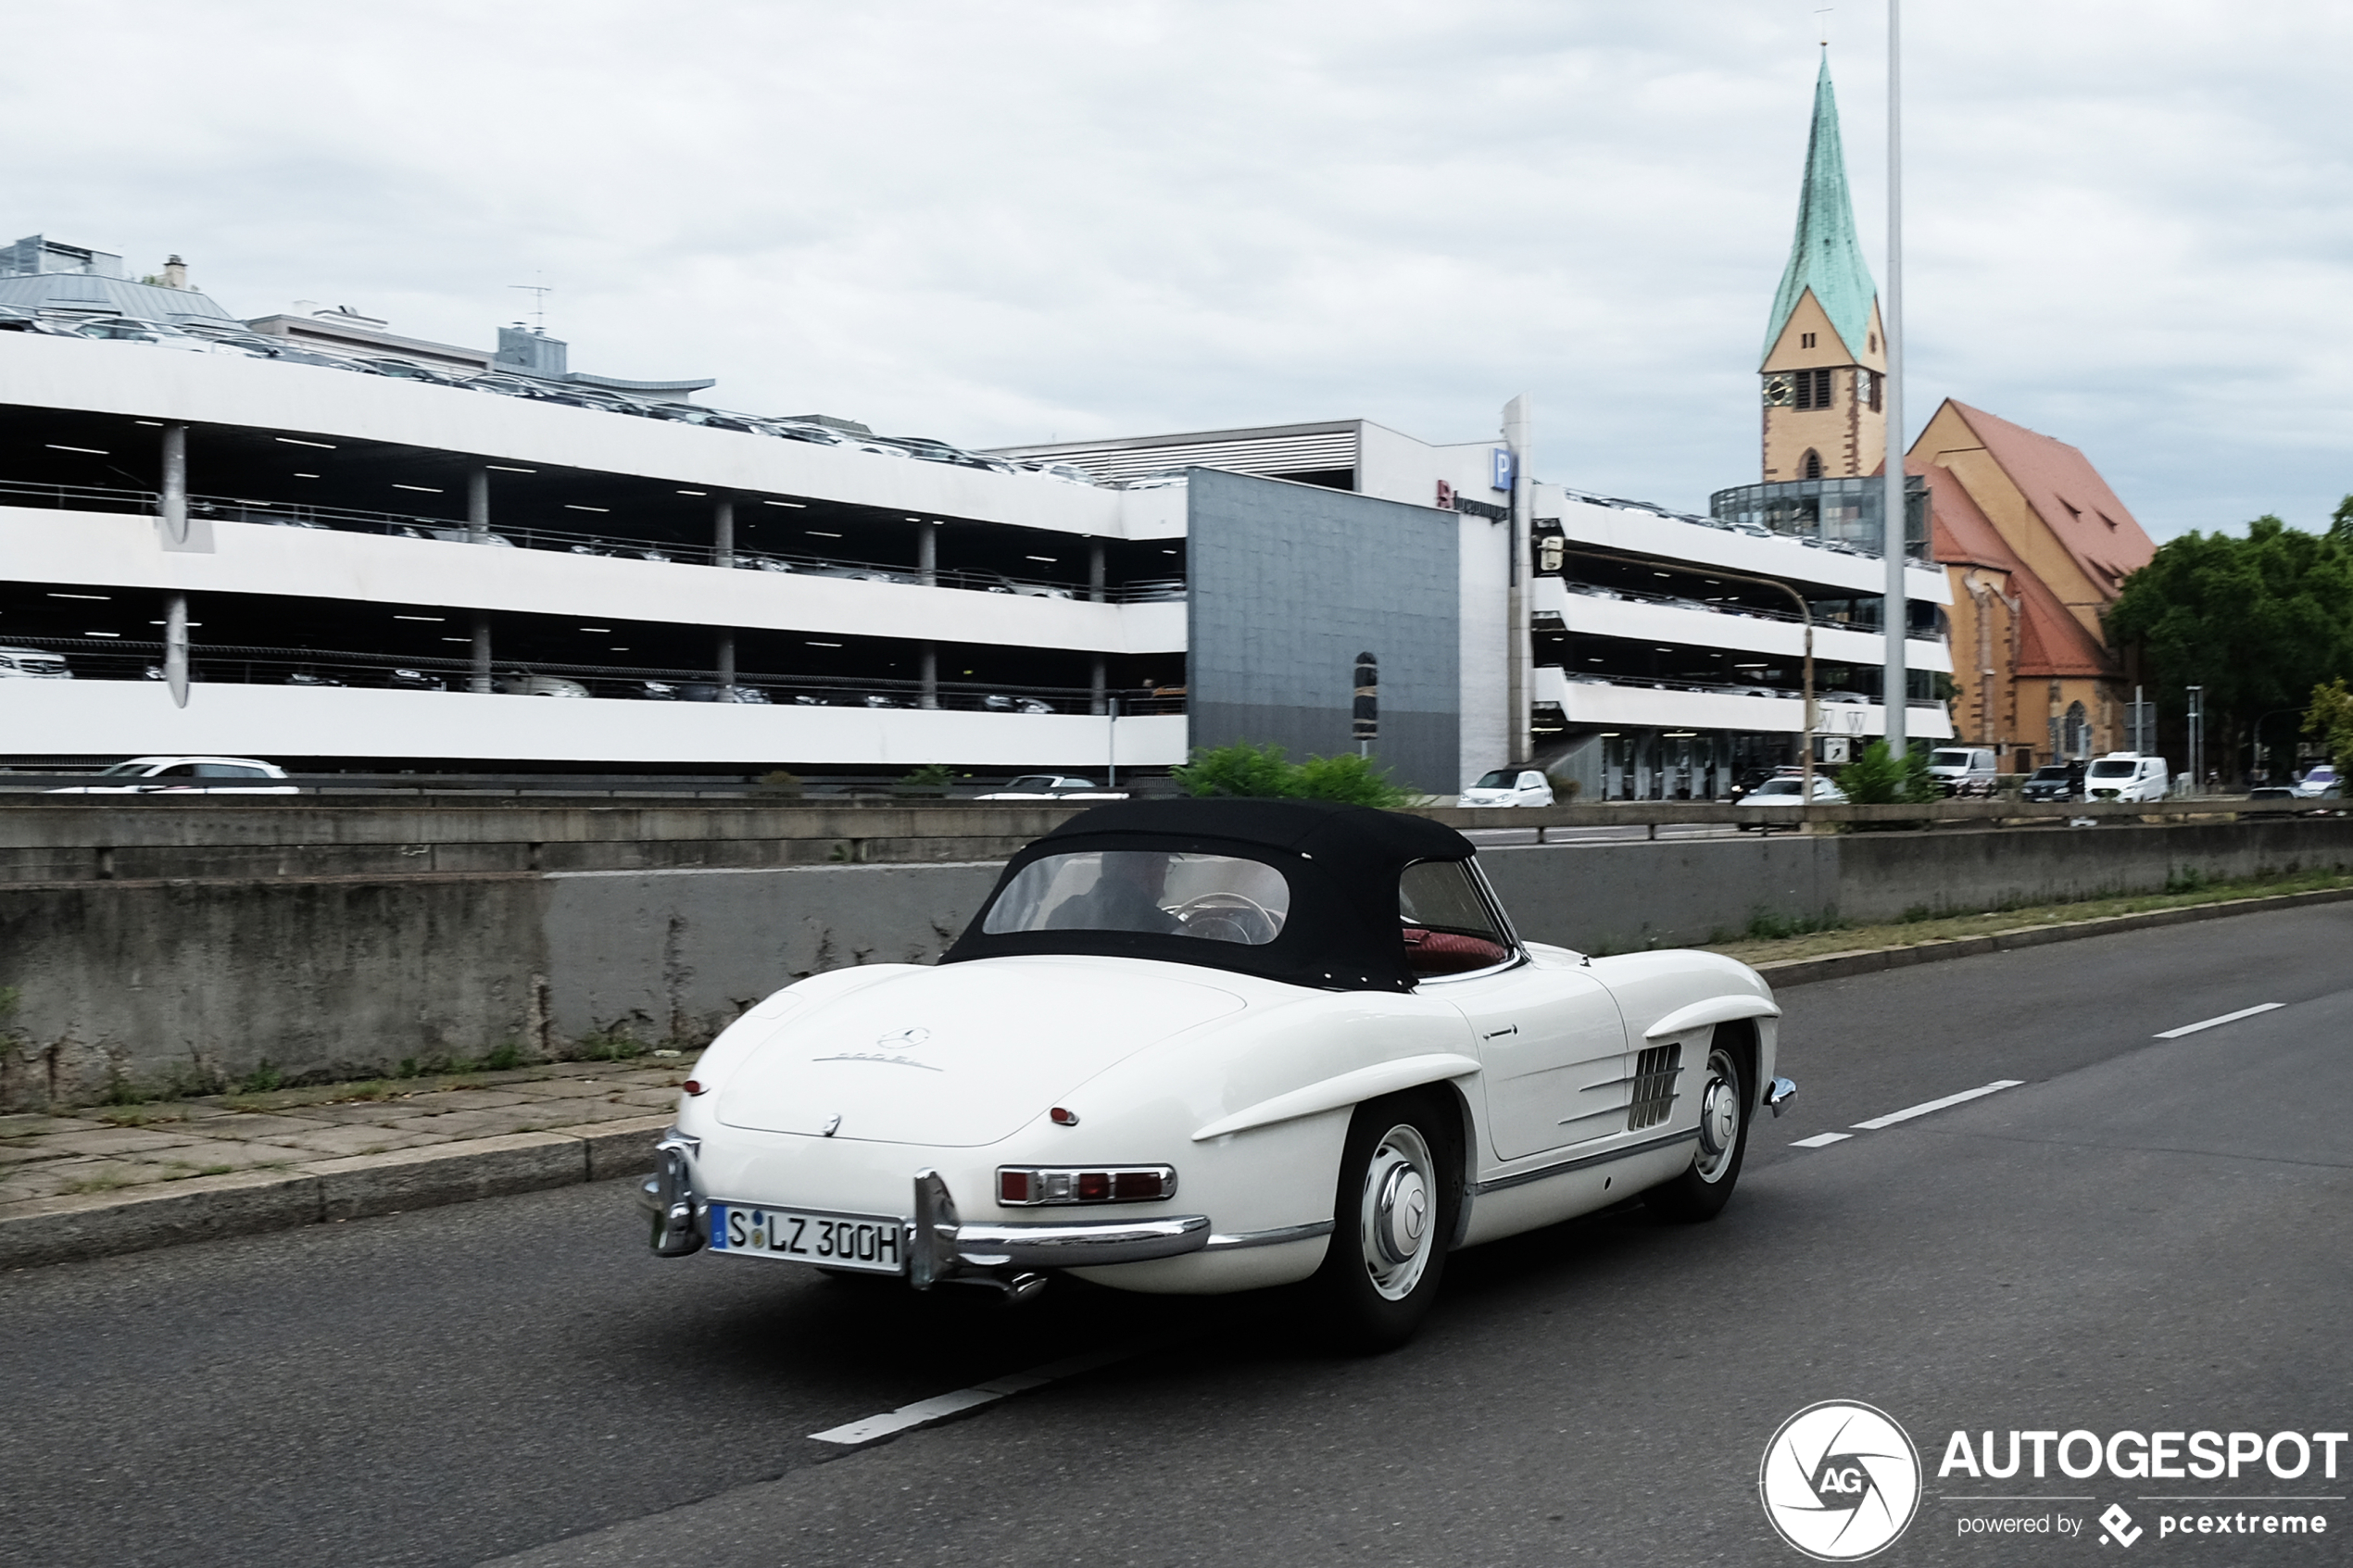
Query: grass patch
[[59, 1169, 141, 1195], [1707, 864, 2353, 967]]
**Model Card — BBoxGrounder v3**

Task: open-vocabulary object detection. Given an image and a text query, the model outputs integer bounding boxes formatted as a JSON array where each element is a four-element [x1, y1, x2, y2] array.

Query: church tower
[[1761, 55, 1887, 482]]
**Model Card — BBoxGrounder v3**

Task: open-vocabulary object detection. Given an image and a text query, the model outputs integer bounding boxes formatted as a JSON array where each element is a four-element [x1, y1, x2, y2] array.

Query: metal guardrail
[[1418, 796, 2344, 834]]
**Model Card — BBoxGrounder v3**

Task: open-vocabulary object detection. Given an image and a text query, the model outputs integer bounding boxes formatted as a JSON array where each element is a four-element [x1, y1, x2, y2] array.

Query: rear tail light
[[682, 1079, 707, 1096], [997, 1165, 1176, 1206]]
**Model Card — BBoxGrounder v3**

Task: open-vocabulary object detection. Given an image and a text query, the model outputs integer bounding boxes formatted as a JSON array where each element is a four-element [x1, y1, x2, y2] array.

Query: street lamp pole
[[1881, 0, 1909, 759]]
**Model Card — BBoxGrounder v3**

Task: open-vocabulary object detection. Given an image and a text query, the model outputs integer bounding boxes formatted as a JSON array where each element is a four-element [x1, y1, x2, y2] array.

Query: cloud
[[5, 0, 2345, 537]]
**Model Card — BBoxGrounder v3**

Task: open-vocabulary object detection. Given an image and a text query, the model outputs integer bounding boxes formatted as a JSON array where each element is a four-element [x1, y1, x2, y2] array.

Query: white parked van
[[1926, 746, 1998, 797], [2083, 752, 2169, 803]]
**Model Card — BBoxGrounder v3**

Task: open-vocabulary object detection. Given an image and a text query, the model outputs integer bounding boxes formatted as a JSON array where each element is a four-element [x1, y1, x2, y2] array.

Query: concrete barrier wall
[[6, 819, 2350, 1110]]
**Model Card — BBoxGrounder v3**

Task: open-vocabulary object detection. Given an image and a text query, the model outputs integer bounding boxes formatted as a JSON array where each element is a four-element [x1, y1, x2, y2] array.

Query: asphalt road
[[5, 903, 2348, 1567]]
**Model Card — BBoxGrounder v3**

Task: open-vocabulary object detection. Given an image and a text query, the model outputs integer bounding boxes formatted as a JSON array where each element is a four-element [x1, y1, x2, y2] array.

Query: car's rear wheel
[[1312, 1090, 1460, 1352], [1647, 1031, 1750, 1223]]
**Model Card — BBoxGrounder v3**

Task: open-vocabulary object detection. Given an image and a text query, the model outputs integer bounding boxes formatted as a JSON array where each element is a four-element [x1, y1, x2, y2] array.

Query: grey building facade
[[1185, 468, 1461, 794]]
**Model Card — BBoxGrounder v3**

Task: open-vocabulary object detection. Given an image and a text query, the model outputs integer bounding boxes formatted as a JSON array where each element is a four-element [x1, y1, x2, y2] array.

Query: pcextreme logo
[[1760, 1401, 1924, 1562]]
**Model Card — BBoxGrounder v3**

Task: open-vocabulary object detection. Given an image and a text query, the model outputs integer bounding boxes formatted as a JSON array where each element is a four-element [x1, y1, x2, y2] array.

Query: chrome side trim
[[1203, 1219, 1336, 1251], [1471, 1127, 1699, 1196], [952, 1214, 1211, 1267], [1765, 1076, 1798, 1117]]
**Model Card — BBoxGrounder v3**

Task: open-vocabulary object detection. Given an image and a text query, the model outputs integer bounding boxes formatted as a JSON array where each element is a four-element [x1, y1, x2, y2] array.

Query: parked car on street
[[2083, 753, 2170, 803], [2018, 764, 2079, 802], [1458, 768, 1555, 808], [973, 774, 1122, 799], [2291, 764, 2342, 800], [0, 646, 73, 678], [1735, 772, 1847, 830], [639, 798, 1793, 1348], [47, 757, 296, 794], [1926, 747, 1999, 797]]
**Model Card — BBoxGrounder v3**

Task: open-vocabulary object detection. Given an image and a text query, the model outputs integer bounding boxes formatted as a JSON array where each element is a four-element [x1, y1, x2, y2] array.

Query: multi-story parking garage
[[1000, 420, 1955, 800], [0, 322, 1195, 777]]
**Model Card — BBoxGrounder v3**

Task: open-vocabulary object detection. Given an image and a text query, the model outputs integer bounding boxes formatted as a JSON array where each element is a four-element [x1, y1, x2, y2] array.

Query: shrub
[[1172, 742, 1411, 808], [1836, 741, 1939, 805], [755, 768, 804, 797]]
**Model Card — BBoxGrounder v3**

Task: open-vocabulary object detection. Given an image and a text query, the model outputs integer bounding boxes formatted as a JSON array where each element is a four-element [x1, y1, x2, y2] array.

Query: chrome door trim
[[1471, 1126, 1699, 1195]]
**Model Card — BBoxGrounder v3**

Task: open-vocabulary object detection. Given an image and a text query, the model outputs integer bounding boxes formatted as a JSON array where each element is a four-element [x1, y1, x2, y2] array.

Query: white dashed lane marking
[[1789, 1079, 2025, 1148], [808, 1348, 1132, 1447], [2153, 1002, 2284, 1039], [1850, 1079, 2025, 1130]]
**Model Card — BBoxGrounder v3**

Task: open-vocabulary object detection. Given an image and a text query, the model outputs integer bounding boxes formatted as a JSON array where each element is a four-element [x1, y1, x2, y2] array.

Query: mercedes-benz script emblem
[[1759, 1401, 1921, 1561]]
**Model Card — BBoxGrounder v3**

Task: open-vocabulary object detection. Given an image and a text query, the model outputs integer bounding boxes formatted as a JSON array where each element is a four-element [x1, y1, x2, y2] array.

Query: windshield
[[1751, 779, 1801, 796], [98, 760, 157, 776], [2032, 767, 2070, 780], [1929, 751, 1972, 769], [1473, 770, 1516, 788], [2088, 760, 2136, 779], [980, 851, 1290, 945]]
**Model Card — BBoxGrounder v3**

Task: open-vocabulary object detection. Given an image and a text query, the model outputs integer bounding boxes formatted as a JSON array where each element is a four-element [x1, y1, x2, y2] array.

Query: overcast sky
[[8, 1, 2347, 538]]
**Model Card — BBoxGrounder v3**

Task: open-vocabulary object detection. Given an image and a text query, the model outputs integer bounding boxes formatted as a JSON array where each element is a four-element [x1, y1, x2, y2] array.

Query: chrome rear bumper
[[635, 1136, 1210, 1284]]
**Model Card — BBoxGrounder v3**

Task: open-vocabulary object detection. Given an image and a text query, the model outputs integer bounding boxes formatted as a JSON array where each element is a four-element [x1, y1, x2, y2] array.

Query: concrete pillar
[[717, 631, 736, 695], [163, 593, 190, 709], [1088, 539, 1105, 604], [466, 467, 489, 545], [713, 498, 735, 570], [159, 423, 190, 548], [919, 643, 938, 709], [1090, 655, 1107, 717], [917, 521, 937, 587], [470, 612, 492, 694]]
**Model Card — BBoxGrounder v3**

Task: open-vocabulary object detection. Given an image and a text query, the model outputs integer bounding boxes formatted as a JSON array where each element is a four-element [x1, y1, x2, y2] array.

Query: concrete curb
[[1754, 884, 2353, 989], [0, 1113, 672, 1272]]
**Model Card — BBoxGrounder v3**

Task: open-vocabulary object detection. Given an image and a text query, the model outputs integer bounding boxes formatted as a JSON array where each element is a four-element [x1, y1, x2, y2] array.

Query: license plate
[[708, 1202, 907, 1274]]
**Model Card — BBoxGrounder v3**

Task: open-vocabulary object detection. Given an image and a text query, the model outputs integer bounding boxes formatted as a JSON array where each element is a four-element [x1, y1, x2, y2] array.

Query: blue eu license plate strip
[[708, 1202, 907, 1274]]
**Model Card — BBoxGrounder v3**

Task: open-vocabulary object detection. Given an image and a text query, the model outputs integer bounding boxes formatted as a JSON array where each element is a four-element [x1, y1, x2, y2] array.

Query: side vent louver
[[1627, 1043, 1681, 1131]]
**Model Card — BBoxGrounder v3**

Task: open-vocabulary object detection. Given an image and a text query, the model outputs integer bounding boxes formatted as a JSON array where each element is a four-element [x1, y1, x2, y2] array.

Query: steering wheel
[[1170, 891, 1281, 945]]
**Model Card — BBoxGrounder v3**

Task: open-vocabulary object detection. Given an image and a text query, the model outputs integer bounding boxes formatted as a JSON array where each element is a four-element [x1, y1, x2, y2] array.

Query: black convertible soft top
[[939, 797, 1478, 992]]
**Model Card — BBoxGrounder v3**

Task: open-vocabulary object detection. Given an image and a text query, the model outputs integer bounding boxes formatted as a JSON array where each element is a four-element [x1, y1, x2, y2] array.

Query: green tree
[[2106, 516, 2353, 767], [1835, 740, 1937, 805], [2309, 678, 2353, 767]]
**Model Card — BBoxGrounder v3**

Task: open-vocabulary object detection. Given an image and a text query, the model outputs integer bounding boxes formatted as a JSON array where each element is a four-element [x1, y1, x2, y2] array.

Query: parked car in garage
[[640, 798, 1793, 1348], [0, 646, 73, 678], [497, 672, 590, 698], [47, 757, 296, 794]]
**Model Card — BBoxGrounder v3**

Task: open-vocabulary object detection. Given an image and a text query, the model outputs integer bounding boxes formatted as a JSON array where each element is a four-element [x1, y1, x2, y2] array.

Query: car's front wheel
[[1312, 1090, 1461, 1352], [1647, 1032, 1751, 1222]]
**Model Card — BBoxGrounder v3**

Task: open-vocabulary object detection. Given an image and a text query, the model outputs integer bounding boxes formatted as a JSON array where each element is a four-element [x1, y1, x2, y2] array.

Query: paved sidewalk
[[0, 1060, 686, 1269]]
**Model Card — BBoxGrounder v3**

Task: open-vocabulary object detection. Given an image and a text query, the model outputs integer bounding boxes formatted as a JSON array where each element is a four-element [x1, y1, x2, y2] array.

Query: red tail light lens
[[994, 1165, 1176, 1206], [682, 1079, 706, 1096]]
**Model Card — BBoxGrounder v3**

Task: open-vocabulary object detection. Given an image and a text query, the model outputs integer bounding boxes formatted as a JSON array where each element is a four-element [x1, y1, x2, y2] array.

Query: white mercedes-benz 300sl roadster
[[642, 797, 1793, 1348]]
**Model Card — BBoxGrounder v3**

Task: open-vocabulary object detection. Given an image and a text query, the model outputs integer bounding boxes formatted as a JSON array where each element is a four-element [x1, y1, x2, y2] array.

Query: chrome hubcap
[[1693, 1047, 1743, 1182], [1359, 1124, 1437, 1300]]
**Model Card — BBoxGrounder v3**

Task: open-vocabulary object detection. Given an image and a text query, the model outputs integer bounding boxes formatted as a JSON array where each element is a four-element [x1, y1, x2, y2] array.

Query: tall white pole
[[1881, 0, 1908, 758]]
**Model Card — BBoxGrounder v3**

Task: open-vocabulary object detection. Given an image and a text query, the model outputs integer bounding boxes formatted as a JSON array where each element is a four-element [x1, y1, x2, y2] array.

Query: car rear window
[[980, 851, 1290, 945]]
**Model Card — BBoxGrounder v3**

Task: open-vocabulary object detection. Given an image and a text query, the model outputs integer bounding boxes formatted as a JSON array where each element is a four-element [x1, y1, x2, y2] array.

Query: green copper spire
[[1763, 54, 1880, 364]]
